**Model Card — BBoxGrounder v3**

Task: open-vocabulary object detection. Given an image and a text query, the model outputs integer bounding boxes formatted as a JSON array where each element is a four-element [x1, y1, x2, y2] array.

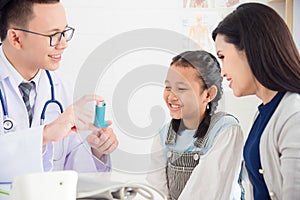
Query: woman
[[213, 3, 300, 200]]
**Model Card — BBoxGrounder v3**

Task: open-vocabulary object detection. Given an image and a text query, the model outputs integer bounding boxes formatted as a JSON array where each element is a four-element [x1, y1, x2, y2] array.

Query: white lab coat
[[0, 52, 109, 184]]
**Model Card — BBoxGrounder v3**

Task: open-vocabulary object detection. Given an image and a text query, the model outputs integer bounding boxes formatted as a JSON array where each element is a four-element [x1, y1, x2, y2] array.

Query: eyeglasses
[[13, 27, 75, 47]]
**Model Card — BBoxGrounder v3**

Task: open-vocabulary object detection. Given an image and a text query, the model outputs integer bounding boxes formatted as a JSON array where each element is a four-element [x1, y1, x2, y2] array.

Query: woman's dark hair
[[212, 3, 300, 93], [0, 0, 60, 41], [170, 50, 223, 139]]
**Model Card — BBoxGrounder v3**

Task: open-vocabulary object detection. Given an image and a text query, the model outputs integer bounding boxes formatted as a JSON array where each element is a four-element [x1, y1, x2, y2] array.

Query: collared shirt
[[0, 47, 41, 109], [0, 45, 111, 182]]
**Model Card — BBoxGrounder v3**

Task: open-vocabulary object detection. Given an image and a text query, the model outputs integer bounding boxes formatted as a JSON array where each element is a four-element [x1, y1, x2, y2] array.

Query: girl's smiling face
[[164, 65, 209, 129]]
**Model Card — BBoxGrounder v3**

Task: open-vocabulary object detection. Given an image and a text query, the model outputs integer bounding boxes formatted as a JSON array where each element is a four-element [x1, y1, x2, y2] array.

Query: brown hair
[[212, 3, 300, 93]]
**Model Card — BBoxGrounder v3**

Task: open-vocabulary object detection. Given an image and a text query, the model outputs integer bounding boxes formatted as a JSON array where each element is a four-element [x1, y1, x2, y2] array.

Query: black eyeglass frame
[[13, 26, 75, 47]]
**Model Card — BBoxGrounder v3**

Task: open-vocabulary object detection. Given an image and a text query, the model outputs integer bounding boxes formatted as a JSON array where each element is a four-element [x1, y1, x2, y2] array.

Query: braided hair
[[170, 50, 223, 139]]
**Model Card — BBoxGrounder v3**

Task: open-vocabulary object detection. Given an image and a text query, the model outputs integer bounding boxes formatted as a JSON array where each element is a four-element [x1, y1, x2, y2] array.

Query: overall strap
[[165, 123, 177, 145], [194, 112, 237, 152], [165, 112, 238, 151], [193, 112, 226, 148]]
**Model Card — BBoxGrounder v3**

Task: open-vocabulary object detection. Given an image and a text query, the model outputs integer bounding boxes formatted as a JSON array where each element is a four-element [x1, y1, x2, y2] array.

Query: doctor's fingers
[[73, 105, 94, 121], [43, 118, 77, 144], [89, 134, 118, 155], [73, 110, 94, 128], [87, 128, 118, 149], [98, 140, 118, 154], [65, 106, 93, 130], [99, 128, 119, 153], [87, 130, 109, 148], [74, 95, 104, 107]]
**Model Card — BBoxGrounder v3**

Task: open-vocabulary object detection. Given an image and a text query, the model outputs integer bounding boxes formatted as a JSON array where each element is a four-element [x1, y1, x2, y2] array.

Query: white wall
[[294, 0, 300, 50], [59, 0, 285, 176]]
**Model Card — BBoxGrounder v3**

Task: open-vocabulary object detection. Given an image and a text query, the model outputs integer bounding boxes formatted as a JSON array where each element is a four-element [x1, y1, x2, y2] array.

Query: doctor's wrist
[[43, 125, 52, 145], [91, 148, 104, 160]]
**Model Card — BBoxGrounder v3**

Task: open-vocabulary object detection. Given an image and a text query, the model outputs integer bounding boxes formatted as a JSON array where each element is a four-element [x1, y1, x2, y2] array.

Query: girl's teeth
[[171, 104, 180, 108]]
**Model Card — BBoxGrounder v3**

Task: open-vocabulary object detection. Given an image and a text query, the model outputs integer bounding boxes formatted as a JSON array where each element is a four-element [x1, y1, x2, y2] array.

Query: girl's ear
[[206, 85, 217, 103]]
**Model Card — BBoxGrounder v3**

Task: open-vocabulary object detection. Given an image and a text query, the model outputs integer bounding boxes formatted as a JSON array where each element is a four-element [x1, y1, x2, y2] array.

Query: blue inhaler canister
[[94, 101, 109, 128]]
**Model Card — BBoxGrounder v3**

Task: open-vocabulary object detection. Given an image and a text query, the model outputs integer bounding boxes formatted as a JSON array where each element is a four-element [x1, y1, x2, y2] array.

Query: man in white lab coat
[[0, 0, 119, 183]]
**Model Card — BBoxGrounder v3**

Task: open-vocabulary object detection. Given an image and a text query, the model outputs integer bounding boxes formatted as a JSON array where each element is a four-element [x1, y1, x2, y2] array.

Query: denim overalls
[[164, 112, 235, 200]]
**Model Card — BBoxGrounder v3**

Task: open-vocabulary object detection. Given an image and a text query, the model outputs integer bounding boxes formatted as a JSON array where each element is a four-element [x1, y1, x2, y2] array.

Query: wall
[[59, 0, 286, 176], [294, 0, 300, 50]]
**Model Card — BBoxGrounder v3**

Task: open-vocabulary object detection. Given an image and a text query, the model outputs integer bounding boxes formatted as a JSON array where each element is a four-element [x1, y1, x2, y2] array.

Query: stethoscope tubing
[[40, 70, 64, 121], [0, 70, 64, 130]]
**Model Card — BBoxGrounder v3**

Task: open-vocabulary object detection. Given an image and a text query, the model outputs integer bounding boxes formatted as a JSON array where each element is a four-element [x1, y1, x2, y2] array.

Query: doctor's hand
[[43, 95, 104, 145], [86, 122, 119, 160]]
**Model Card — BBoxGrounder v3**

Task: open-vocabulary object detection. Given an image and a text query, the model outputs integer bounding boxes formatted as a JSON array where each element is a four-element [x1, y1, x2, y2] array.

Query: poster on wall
[[182, 12, 220, 53], [183, 0, 209, 8], [181, 0, 239, 52], [183, 0, 239, 8]]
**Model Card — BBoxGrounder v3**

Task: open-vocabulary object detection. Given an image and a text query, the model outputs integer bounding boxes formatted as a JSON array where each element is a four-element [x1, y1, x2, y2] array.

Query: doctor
[[0, 0, 119, 183]]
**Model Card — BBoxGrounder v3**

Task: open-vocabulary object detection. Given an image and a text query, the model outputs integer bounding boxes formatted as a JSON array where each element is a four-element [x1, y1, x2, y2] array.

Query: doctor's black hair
[[212, 3, 300, 93], [0, 0, 60, 41], [170, 50, 223, 139]]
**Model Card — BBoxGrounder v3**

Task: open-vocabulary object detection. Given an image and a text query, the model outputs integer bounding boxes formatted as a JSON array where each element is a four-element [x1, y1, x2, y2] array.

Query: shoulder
[[271, 92, 300, 125], [200, 112, 243, 154], [278, 92, 300, 112], [267, 92, 300, 139], [204, 112, 243, 146], [211, 112, 240, 131], [210, 112, 243, 141], [158, 122, 171, 145]]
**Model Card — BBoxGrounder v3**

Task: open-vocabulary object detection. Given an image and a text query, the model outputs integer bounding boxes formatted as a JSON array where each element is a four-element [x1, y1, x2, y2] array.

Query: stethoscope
[[0, 70, 64, 132]]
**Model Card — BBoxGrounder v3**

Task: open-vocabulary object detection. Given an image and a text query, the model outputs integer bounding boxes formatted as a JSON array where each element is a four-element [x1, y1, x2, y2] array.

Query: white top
[[147, 116, 245, 200]]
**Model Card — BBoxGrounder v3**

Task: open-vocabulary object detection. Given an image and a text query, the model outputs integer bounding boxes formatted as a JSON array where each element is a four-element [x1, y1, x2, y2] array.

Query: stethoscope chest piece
[[3, 117, 16, 132], [1, 70, 62, 134]]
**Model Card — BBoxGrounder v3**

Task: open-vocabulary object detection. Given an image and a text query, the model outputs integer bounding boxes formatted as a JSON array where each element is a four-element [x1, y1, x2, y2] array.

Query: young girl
[[147, 50, 244, 199]]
